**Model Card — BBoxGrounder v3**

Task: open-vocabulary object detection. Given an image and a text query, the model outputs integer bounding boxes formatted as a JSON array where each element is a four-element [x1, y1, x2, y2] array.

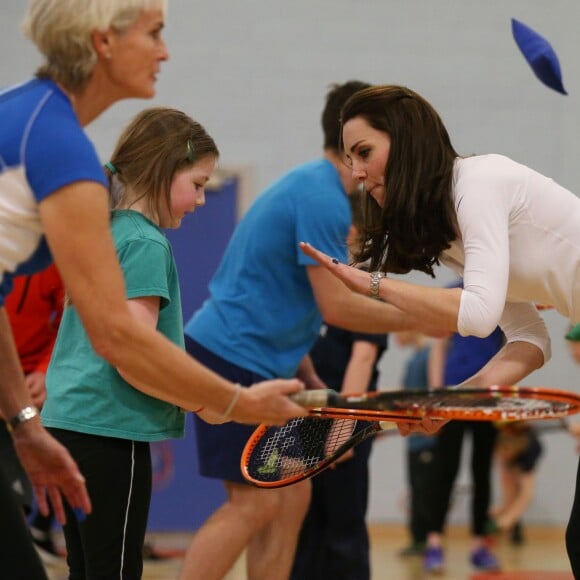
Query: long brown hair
[[105, 107, 218, 220], [341, 85, 458, 277]]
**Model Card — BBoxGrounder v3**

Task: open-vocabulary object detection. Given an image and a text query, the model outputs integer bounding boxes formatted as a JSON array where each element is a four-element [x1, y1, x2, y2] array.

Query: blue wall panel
[[147, 177, 238, 531]]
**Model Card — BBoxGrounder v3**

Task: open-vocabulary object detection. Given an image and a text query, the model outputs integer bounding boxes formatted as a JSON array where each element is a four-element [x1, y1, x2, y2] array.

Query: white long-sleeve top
[[439, 154, 580, 363]]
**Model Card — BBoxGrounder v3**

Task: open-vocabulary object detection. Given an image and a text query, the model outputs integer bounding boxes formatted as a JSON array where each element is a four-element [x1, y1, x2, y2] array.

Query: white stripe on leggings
[[119, 441, 136, 579]]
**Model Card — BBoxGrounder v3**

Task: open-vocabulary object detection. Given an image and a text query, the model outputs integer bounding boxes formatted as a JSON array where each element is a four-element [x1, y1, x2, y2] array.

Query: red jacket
[[4, 264, 64, 374]]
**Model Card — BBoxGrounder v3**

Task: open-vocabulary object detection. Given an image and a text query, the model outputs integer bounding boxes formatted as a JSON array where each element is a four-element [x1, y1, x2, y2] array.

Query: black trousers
[[291, 435, 373, 580], [427, 421, 497, 537], [0, 465, 47, 580], [49, 429, 152, 580], [566, 457, 580, 578], [407, 445, 436, 544]]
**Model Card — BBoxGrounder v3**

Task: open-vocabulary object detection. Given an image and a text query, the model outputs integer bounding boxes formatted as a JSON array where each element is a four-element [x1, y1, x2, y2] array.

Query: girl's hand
[[397, 417, 448, 436]]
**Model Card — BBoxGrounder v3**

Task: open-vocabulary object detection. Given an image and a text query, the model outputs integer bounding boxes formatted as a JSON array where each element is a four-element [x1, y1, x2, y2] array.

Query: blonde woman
[[0, 2, 304, 576]]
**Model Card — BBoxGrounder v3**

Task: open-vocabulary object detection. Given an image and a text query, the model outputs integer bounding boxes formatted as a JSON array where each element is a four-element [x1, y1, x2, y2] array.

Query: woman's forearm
[[459, 341, 545, 388], [379, 278, 461, 332], [0, 307, 31, 420]]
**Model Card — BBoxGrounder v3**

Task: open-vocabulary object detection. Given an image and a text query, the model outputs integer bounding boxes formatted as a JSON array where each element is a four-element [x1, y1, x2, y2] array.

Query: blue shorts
[[185, 335, 266, 484], [512, 431, 543, 473]]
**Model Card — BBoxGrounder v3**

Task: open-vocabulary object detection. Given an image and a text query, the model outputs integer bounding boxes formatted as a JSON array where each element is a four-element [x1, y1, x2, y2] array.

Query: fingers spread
[[34, 485, 49, 517], [48, 486, 66, 524]]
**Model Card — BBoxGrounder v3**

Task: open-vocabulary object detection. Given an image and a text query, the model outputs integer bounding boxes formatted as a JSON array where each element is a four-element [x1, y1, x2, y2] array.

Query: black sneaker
[[510, 521, 525, 545], [398, 541, 427, 557], [29, 526, 65, 564]]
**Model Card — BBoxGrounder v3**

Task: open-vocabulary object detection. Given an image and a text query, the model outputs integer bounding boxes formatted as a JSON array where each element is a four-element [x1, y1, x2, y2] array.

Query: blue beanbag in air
[[511, 18, 567, 95]]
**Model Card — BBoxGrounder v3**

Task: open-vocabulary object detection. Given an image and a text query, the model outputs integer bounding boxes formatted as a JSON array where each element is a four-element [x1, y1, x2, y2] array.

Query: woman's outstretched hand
[[300, 242, 451, 340], [299, 242, 372, 297]]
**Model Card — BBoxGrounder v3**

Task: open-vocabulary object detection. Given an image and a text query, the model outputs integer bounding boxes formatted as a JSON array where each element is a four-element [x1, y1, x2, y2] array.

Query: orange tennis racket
[[242, 418, 398, 488], [289, 385, 580, 422], [241, 386, 580, 488]]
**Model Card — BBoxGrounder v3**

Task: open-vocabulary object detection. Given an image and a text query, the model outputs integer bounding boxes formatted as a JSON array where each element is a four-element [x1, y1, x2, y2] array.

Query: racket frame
[[294, 385, 580, 422], [241, 419, 383, 488]]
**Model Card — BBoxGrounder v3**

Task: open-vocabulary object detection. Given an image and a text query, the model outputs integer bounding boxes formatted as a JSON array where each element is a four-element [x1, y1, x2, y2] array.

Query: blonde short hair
[[22, 0, 167, 91]]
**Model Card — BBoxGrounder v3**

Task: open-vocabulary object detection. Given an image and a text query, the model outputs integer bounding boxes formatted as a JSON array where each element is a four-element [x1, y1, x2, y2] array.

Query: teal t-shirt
[[42, 210, 185, 441]]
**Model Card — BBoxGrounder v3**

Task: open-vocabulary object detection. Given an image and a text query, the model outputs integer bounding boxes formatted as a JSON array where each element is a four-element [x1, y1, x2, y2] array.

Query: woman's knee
[[286, 480, 312, 519]]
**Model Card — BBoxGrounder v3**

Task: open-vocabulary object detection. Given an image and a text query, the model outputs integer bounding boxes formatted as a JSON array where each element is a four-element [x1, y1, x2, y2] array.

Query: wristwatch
[[6, 406, 39, 432], [369, 271, 387, 300]]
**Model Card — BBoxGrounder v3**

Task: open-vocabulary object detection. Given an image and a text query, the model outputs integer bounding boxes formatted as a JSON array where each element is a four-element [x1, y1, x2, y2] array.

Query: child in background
[[291, 189, 389, 580], [394, 330, 435, 557], [423, 281, 504, 574], [487, 421, 543, 545]]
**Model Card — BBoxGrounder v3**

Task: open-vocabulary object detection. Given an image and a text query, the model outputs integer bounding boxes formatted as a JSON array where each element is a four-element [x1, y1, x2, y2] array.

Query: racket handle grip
[[290, 389, 338, 408]]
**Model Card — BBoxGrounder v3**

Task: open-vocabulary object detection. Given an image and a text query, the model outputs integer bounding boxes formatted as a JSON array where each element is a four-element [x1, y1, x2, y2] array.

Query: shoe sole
[[33, 544, 65, 566]]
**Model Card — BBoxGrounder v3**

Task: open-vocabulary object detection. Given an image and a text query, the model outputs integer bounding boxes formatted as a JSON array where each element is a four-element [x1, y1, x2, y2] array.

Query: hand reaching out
[[11, 419, 91, 524], [300, 242, 373, 297]]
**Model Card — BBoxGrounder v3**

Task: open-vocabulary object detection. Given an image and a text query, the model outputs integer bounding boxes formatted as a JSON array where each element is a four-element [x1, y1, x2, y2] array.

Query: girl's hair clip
[[105, 161, 117, 174], [187, 139, 195, 162]]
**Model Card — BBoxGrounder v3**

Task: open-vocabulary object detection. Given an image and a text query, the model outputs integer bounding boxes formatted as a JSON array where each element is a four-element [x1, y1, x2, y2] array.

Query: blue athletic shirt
[[0, 78, 107, 303], [443, 281, 505, 385], [185, 159, 351, 379]]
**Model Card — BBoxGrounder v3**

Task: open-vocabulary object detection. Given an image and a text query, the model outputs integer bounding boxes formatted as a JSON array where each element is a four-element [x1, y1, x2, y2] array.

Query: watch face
[[8, 406, 38, 431], [21, 407, 37, 420]]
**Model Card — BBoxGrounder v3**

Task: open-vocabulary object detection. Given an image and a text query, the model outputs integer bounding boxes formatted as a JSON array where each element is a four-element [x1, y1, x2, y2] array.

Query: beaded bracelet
[[221, 383, 242, 419]]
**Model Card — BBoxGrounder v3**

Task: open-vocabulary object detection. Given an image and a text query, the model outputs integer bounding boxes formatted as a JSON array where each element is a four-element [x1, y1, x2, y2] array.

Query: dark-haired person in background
[[179, 81, 436, 580], [291, 190, 388, 580]]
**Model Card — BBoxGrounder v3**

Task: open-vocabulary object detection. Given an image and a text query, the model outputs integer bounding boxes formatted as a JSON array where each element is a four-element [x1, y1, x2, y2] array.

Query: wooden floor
[[43, 523, 573, 580]]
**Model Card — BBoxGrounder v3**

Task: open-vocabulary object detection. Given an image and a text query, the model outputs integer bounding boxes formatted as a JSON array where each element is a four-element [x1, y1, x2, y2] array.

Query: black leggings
[[49, 429, 152, 580], [566, 457, 580, 578], [427, 421, 497, 537], [407, 446, 436, 544]]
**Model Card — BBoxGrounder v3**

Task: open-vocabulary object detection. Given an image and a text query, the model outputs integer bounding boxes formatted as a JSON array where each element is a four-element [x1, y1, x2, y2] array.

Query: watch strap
[[6, 406, 39, 432], [369, 271, 386, 299]]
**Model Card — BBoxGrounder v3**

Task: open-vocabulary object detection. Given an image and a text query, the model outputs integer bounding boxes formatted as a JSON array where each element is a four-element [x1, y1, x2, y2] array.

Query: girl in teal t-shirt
[[41, 107, 219, 579]]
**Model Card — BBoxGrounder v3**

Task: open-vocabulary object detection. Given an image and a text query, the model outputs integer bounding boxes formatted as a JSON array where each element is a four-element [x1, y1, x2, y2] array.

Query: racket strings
[[386, 394, 575, 419], [246, 417, 356, 483]]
